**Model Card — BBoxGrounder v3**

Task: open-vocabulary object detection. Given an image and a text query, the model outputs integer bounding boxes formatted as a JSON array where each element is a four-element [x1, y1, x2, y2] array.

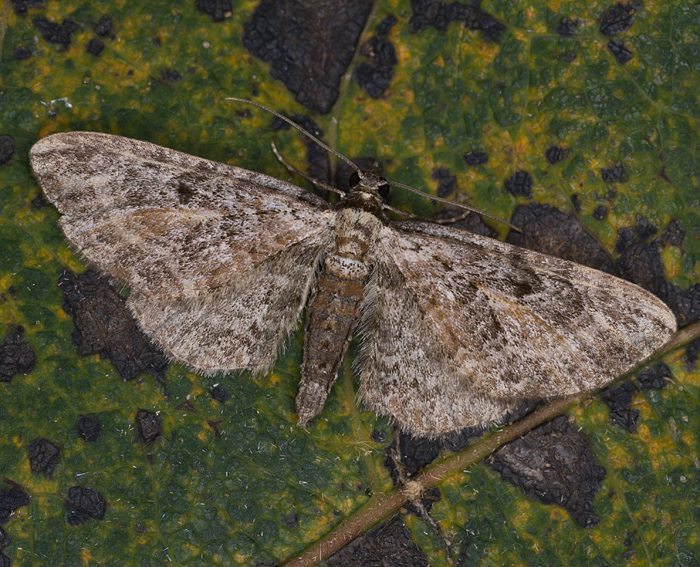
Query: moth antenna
[[270, 141, 347, 197], [389, 179, 522, 232], [230, 97, 520, 232], [381, 203, 414, 219], [227, 97, 361, 174]]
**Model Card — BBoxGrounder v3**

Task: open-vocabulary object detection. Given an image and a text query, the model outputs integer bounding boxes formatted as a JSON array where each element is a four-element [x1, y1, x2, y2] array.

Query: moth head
[[348, 170, 391, 201]]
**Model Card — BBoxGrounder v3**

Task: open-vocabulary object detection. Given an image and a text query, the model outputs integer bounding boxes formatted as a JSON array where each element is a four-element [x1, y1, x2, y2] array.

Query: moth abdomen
[[297, 264, 367, 425], [296, 208, 382, 425]]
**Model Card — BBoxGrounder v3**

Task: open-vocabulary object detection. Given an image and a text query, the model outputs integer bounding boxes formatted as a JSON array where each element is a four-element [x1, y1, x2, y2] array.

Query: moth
[[30, 119, 676, 436]]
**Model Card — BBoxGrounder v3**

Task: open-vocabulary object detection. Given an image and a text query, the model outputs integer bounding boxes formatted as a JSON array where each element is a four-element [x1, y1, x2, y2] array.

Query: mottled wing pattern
[[127, 232, 331, 374], [359, 221, 676, 436], [30, 132, 334, 298], [31, 132, 335, 374]]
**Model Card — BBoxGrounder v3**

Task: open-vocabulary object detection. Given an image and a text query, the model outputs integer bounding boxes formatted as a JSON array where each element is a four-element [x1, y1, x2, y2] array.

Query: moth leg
[[270, 142, 346, 197], [388, 434, 456, 559], [381, 202, 414, 219]]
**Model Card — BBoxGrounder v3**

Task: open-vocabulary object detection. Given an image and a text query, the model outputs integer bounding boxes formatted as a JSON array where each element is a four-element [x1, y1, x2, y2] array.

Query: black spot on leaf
[[0, 136, 15, 166], [176, 400, 196, 412], [207, 419, 222, 437], [65, 486, 107, 525], [371, 428, 387, 443], [545, 145, 568, 164], [242, 0, 373, 113], [570, 195, 581, 213], [86, 38, 105, 56], [77, 415, 102, 442], [94, 15, 113, 37], [328, 515, 429, 567], [557, 16, 580, 36], [410, 0, 505, 42], [0, 483, 29, 524], [161, 68, 182, 82], [431, 167, 457, 198], [210, 384, 230, 403], [662, 219, 684, 246], [58, 269, 169, 381], [615, 220, 699, 327], [600, 363, 672, 431], [685, 338, 700, 369], [31, 193, 48, 208], [607, 39, 633, 64], [636, 362, 671, 390], [10, 0, 43, 16], [12, 47, 32, 60], [28, 438, 61, 477], [562, 51, 577, 63], [593, 204, 608, 220], [386, 431, 441, 478], [504, 170, 533, 197], [489, 416, 607, 527], [599, 1, 641, 36], [463, 150, 488, 166], [0, 325, 36, 382], [196, 0, 232, 22], [601, 163, 627, 183], [136, 409, 162, 444], [355, 15, 398, 98], [282, 511, 298, 528], [32, 17, 79, 49], [384, 425, 488, 480], [507, 204, 617, 274], [600, 381, 639, 431]]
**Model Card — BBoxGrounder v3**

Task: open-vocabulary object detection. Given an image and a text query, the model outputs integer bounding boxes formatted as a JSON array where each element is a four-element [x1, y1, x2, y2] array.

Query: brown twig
[[282, 321, 700, 567]]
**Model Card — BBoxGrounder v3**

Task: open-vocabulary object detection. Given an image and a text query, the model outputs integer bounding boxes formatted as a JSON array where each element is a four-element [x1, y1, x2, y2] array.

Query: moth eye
[[349, 171, 361, 188], [378, 182, 391, 199]]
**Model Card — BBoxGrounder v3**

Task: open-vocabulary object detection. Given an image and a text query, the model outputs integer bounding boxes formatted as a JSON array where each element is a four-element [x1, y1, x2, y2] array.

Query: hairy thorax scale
[[296, 206, 383, 425]]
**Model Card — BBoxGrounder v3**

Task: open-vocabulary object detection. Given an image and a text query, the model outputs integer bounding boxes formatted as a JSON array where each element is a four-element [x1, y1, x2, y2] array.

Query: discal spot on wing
[[176, 181, 196, 205]]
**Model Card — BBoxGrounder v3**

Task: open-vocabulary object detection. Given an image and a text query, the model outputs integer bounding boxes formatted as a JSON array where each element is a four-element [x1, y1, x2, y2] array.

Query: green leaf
[[0, 1, 698, 566]]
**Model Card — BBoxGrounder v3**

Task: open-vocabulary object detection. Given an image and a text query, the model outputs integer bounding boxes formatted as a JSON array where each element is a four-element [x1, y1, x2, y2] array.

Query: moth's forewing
[[30, 132, 335, 375]]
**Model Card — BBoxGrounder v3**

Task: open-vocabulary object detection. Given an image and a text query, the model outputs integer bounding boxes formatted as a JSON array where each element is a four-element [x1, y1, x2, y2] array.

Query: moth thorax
[[356, 187, 383, 206], [335, 208, 383, 251]]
